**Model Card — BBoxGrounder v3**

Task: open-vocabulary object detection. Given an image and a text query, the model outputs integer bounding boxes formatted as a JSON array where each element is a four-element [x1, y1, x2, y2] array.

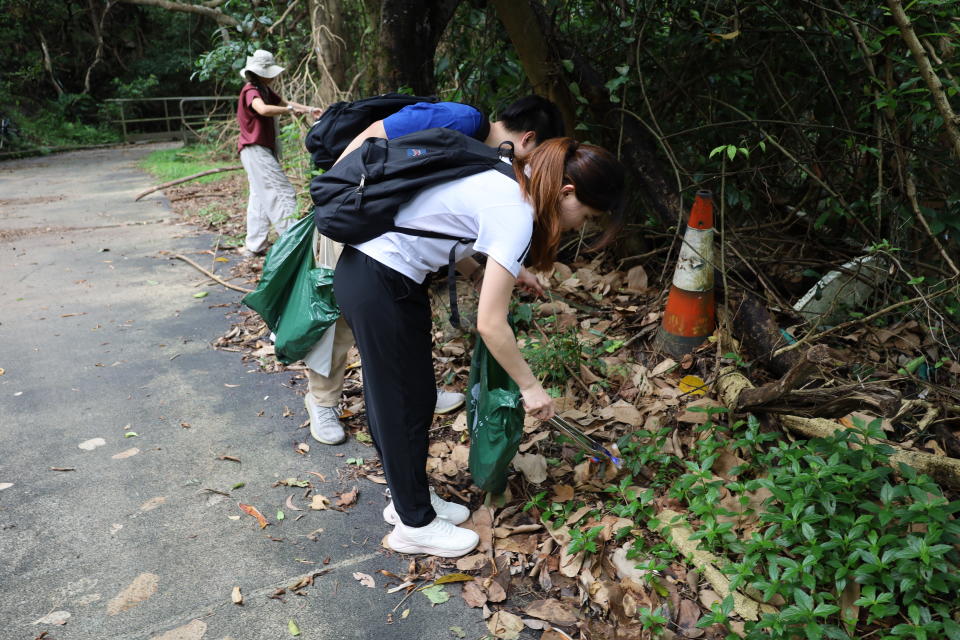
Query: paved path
[[0, 145, 485, 640]]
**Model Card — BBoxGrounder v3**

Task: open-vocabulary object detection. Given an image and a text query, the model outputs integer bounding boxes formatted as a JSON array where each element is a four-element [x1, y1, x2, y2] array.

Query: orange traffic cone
[[654, 190, 716, 357]]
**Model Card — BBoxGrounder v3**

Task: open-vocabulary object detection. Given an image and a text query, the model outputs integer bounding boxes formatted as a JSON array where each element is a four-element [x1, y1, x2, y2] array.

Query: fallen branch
[[733, 345, 901, 418], [715, 366, 960, 489], [655, 509, 778, 623], [135, 165, 243, 201], [172, 254, 252, 294]]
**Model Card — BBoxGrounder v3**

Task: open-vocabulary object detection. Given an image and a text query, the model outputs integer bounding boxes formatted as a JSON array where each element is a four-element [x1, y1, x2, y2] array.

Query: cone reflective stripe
[[655, 190, 716, 356]]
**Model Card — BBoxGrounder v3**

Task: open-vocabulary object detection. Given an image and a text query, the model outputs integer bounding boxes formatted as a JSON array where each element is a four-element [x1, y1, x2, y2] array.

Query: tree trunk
[[489, 0, 576, 135], [520, 1, 679, 228], [309, 0, 348, 104], [37, 32, 65, 97], [83, 0, 116, 94], [366, 0, 462, 95]]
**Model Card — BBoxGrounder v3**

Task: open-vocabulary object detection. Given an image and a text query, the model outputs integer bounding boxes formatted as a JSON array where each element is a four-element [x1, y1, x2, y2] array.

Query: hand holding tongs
[[546, 415, 621, 468]]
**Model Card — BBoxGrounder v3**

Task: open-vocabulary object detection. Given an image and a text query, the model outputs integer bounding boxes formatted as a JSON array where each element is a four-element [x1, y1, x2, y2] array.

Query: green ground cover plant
[[594, 413, 960, 639], [138, 144, 234, 184]]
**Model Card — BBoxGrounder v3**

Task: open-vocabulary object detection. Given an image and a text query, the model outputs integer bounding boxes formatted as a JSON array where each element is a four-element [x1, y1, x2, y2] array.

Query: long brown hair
[[514, 138, 625, 271]]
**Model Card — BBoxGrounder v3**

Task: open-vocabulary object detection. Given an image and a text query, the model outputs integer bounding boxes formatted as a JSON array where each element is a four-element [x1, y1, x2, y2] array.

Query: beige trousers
[[307, 234, 355, 407]]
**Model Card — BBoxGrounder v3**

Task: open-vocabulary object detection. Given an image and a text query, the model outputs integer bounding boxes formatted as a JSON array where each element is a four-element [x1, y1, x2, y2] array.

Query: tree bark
[[520, 1, 679, 228], [489, 0, 576, 135], [886, 0, 960, 158], [308, 0, 347, 104], [83, 0, 116, 94], [732, 293, 801, 377], [37, 32, 65, 97], [116, 0, 240, 28], [366, 0, 461, 95]]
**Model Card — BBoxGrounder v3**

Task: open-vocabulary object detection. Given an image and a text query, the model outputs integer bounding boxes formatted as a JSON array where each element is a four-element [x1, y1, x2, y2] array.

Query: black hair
[[498, 95, 565, 145], [244, 71, 270, 101]]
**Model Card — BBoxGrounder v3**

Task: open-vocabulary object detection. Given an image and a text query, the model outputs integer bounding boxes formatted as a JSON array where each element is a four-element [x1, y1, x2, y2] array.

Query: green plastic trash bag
[[467, 336, 524, 494], [242, 215, 340, 364]]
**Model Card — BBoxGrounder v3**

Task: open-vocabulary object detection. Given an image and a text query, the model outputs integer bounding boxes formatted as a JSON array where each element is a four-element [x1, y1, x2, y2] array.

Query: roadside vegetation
[[0, 89, 121, 154], [138, 143, 234, 184]]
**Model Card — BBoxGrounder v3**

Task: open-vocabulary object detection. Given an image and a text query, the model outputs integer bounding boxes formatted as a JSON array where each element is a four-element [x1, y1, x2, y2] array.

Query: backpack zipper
[[352, 174, 365, 210]]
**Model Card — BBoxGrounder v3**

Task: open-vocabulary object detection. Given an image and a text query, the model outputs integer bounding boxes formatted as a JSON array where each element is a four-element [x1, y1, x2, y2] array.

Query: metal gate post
[[119, 101, 128, 143]]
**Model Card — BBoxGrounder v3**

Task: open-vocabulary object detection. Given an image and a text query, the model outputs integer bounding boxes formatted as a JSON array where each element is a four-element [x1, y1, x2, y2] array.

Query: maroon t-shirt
[[237, 83, 281, 153]]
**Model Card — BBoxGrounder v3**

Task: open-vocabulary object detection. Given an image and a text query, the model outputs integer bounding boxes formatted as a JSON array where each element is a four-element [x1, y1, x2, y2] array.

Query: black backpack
[[304, 93, 436, 170], [311, 127, 517, 324]]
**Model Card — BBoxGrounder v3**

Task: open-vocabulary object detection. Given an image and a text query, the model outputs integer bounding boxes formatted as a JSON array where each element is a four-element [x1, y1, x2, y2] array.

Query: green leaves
[[568, 524, 605, 555], [420, 584, 450, 605], [604, 65, 631, 102], [656, 410, 960, 640]]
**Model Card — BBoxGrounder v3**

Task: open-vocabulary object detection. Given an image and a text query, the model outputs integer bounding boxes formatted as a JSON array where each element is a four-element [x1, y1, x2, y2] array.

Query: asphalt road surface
[[0, 144, 487, 640]]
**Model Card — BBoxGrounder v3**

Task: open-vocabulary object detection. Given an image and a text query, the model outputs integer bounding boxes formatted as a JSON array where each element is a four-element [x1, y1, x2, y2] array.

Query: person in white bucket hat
[[236, 49, 321, 256]]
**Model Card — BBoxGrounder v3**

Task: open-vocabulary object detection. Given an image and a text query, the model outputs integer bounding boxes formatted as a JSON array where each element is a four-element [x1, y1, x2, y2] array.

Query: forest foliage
[[5, 2, 959, 266]]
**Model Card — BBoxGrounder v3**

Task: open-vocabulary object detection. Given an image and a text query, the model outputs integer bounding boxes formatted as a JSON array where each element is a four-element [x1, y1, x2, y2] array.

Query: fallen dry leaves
[[336, 486, 358, 508], [487, 610, 524, 639], [353, 572, 376, 588], [181, 188, 959, 640], [310, 494, 331, 510], [238, 503, 269, 528]]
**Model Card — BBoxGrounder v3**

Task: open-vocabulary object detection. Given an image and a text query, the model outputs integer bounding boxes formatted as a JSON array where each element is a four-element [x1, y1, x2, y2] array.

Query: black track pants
[[334, 246, 438, 527]]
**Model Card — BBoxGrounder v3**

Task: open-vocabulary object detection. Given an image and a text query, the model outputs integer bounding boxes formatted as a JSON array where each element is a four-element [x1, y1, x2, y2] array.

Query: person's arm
[[476, 259, 555, 421], [250, 96, 319, 118], [334, 120, 387, 165]]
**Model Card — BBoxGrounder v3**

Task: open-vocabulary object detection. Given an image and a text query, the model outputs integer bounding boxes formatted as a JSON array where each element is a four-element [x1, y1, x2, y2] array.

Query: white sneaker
[[304, 396, 346, 445], [435, 389, 465, 414], [386, 517, 479, 558], [383, 488, 470, 525]]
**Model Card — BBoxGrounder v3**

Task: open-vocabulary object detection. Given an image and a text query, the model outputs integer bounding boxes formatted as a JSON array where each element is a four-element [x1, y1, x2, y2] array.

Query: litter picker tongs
[[546, 415, 622, 468]]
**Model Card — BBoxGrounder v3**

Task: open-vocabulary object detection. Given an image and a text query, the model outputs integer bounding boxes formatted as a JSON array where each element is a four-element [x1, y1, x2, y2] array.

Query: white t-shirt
[[353, 168, 533, 283]]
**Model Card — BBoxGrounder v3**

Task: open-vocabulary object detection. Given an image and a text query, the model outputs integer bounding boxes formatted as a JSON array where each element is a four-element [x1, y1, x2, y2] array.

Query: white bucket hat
[[240, 50, 285, 80]]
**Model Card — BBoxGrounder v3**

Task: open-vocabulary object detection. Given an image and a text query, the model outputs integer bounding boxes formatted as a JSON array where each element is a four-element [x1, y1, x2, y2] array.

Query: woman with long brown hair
[[333, 137, 625, 557]]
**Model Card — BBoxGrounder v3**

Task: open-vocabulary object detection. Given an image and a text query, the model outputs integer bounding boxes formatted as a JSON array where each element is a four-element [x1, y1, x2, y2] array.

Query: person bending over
[[304, 95, 566, 445], [333, 137, 625, 557]]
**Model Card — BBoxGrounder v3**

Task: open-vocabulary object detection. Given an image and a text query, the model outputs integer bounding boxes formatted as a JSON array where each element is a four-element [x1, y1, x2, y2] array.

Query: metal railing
[[104, 96, 233, 143]]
